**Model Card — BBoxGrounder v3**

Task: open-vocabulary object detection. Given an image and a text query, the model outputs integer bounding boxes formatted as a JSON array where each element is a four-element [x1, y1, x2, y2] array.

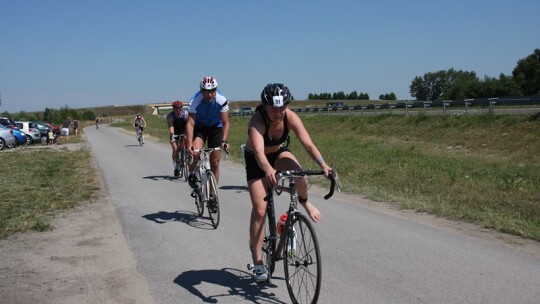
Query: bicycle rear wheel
[[283, 212, 322, 304], [205, 171, 220, 229]]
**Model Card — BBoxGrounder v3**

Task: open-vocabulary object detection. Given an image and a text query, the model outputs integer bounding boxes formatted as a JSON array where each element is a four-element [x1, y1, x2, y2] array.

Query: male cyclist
[[133, 113, 147, 144], [167, 100, 189, 177], [186, 76, 230, 206]]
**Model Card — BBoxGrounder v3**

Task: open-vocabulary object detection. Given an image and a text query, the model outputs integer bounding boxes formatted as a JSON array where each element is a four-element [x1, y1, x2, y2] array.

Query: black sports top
[[255, 105, 289, 147]]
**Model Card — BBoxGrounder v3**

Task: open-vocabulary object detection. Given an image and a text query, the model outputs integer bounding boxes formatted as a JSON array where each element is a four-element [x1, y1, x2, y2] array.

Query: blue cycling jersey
[[189, 90, 229, 128]]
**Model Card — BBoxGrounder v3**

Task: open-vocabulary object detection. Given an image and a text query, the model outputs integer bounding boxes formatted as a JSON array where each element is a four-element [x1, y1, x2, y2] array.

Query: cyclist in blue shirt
[[167, 100, 189, 177], [186, 76, 230, 188]]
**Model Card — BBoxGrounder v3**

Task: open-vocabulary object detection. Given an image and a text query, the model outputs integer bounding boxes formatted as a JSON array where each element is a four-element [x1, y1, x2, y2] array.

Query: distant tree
[[348, 90, 358, 100], [410, 69, 477, 101], [80, 109, 97, 121], [359, 92, 370, 100], [379, 92, 397, 100], [512, 48, 540, 95]]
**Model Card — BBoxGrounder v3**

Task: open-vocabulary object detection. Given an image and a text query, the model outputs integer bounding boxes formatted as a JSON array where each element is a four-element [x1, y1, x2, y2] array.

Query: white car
[[0, 127, 16, 150], [15, 121, 42, 144]]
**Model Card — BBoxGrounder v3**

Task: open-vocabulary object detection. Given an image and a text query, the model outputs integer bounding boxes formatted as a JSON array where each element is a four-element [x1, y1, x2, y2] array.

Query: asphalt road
[[85, 124, 540, 304]]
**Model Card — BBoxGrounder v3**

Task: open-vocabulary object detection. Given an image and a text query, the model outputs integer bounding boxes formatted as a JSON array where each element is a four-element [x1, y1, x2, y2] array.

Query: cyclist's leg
[[171, 140, 179, 175], [248, 178, 269, 274], [208, 127, 223, 184], [275, 151, 322, 222]]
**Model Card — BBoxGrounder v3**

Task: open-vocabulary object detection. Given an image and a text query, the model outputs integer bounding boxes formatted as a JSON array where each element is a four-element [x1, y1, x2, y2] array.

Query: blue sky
[[1, 0, 539, 113]]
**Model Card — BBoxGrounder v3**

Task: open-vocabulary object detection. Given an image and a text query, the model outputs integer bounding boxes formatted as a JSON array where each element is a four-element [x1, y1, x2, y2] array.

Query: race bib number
[[273, 96, 284, 107]]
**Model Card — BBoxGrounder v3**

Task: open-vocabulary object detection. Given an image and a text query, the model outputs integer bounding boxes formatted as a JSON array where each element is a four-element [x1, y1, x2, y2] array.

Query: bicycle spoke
[[284, 213, 321, 304]]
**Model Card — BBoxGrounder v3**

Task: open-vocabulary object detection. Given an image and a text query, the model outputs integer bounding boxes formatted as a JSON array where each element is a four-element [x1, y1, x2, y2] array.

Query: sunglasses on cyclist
[[202, 88, 217, 93]]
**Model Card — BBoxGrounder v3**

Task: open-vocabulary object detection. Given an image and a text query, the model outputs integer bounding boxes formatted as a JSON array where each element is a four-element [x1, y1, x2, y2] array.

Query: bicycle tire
[[176, 150, 184, 179], [205, 171, 220, 229], [283, 212, 322, 304], [263, 213, 276, 278], [194, 184, 204, 217], [181, 149, 189, 182]]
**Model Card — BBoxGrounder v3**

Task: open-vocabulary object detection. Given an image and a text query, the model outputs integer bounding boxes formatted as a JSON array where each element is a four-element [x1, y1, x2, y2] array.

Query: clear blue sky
[[1, 0, 539, 113]]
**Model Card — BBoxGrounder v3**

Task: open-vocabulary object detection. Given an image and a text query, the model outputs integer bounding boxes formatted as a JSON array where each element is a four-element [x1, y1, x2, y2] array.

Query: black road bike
[[248, 170, 338, 304], [173, 134, 189, 180]]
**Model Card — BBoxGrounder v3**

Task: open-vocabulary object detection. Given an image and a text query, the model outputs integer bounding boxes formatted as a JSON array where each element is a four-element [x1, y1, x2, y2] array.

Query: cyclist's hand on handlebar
[[321, 164, 333, 178], [266, 168, 278, 187], [221, 142, 230, 154]]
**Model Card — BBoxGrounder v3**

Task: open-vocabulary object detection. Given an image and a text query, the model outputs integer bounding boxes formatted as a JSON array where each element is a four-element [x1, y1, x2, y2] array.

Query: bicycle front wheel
[[205, 171, 220, 229], [176, 150, 184, 179], [283, 212, 322, 304], [181, 149, 189, 181]]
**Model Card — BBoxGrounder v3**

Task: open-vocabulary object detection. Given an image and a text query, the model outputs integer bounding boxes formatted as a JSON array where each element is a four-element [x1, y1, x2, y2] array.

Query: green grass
[[0, 144, 97, 238]]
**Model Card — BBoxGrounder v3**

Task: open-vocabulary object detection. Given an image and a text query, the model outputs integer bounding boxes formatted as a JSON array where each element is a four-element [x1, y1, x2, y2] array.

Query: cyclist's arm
[[167, 115, 176, 143], [248, 117, 278, 186], [185, 113, 196, 153], [288, 110, 332, 175], [220, 111, 230, 149]]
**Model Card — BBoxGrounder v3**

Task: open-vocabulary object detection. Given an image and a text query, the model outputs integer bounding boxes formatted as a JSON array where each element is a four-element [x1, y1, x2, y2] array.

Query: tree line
[[308, 48, 540, 102], [2, 106, 98, 124]]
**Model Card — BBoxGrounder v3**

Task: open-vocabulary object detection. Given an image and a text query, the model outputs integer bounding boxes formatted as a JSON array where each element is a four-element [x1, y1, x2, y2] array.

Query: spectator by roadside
[[47, 128, 55, 145], [61, 118, 71, 144], [73, 119, 79, 135]]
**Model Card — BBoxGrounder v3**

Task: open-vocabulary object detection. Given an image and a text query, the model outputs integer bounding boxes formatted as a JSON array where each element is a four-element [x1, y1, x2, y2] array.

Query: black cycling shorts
[[193, 126, 223, 148], [244, 146, 290, 181]]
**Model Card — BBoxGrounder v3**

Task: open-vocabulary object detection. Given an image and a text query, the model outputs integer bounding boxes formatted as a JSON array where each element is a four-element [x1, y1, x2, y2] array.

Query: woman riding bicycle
[[243, 83, 333, 282], [167, 100, 189, 177]]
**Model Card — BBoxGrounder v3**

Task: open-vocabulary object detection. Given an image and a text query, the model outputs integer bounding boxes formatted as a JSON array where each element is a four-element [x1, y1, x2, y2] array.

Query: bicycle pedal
[[247, 263, 254, 270]]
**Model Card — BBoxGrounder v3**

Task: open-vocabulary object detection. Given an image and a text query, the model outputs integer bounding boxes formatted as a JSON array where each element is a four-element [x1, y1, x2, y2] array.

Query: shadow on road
[[220, 185, 249, 193], [142, 210, 215, 230], [142, 175, 178, 182], [174, 267, 286, 304], [124, 144, 143, 147]]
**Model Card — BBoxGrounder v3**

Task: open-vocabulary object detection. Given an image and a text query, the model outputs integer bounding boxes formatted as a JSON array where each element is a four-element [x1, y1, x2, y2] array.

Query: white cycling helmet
[[200, 76, 219, 90]]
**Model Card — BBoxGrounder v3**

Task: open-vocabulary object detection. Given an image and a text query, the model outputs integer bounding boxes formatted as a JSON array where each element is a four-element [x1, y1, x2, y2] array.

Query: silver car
[[15, 121, 42, 144], [0, 127, 16, 150]]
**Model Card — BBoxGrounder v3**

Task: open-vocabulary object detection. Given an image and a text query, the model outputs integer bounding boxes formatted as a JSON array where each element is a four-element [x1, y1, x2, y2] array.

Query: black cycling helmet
[[261, 83, 291, 107]]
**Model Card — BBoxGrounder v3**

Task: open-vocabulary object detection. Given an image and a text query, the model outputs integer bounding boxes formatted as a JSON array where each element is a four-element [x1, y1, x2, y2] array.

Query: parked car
[[36, 121, 61, 135], [0, 117, 18, 129], [1, 125, 25, 147], [0, 126, 17, 150], [239, 106, 254, 115], [15, 121, 43, 144]]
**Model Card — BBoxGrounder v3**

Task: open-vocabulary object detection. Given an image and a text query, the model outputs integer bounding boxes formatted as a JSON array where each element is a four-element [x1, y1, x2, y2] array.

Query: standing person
[[167, 100, 189, 177], [243, 83, 333, 282], [72, 119, 79, 135], [47, 127, 55, 145], [186, 76, 230, 188], [61, 117, 71, 144], [132, 113, 147, 143]]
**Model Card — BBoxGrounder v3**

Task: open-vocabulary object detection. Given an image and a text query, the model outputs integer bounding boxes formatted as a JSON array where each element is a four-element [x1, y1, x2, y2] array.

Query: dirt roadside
[[0, 143, 154, 304]]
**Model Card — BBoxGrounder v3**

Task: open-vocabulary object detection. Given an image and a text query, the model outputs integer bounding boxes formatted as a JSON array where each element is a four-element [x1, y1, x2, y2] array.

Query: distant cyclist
[[167, 100, 189, 177], [186, 76, 230, 187], [133, 113, 147, 144], [95, 117, 100, 129]]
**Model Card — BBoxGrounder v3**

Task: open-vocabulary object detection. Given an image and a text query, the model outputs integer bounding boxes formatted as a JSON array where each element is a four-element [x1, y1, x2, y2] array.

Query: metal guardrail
[[229, 96, 540, 117]]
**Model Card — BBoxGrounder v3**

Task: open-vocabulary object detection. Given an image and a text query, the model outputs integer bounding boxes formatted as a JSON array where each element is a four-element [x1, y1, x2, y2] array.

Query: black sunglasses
[[202, 88, 217, 93]]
